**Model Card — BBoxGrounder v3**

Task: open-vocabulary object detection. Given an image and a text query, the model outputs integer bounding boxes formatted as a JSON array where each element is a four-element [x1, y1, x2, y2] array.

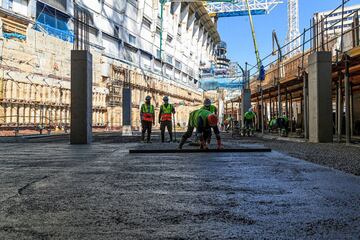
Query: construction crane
[[245, 0, 262, 73], [206, 0, 282, 78], [158, 0, 282, 77], [206, 0, 282, 18], [285, 0, 300, 56]]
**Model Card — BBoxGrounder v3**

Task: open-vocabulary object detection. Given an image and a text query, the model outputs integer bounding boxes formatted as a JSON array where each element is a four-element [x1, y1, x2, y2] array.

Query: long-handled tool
[[173, 113, 177, 142]]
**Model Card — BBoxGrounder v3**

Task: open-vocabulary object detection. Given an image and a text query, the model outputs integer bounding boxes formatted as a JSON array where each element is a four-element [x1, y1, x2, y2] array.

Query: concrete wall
[[0, 26, 202, 131]]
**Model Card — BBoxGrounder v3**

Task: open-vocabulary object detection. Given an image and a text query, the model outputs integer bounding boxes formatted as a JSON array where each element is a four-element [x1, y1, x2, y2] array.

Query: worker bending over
[[201, 98, 217, 114], [140, 96, 155, 143], [178, 109, 222, 150], [159, 96, 175, 142], [244, 108, 256, 135]]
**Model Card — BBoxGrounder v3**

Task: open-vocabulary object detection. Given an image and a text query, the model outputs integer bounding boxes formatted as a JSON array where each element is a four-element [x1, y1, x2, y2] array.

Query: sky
[[217, 0, 346, 69]]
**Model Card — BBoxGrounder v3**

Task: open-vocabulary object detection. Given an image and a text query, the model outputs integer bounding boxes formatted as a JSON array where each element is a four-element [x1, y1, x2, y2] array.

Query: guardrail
[[249, 0, 359, 82]]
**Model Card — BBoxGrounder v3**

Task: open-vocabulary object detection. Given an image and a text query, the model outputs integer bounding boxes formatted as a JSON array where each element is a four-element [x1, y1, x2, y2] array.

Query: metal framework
[[285, 0, 300, 56], [205, 0, 283, 18]]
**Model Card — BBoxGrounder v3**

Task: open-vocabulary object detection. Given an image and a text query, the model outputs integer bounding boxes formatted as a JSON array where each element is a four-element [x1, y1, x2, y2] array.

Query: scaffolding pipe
[[277, 83, 281, 115], [337, 71, 343, 142], [303, 73, 308, 139], [344, 54, 350, 144], [261, 88, 264, 134], [335, 80, 339, 137]]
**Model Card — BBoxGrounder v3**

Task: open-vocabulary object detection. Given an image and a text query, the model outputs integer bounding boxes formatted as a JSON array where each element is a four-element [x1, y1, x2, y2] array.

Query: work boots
[[169, 133, 173, 143], [141, 133, 145, 143], [177, 136, 186, 149]]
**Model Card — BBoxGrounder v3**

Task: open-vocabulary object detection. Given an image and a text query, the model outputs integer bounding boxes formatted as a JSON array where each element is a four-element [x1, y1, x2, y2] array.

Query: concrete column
[[303, 73, 309, 139], [70, 50, 93, 144], [308, 51, 332, 143], [241, 89, 251, 127]]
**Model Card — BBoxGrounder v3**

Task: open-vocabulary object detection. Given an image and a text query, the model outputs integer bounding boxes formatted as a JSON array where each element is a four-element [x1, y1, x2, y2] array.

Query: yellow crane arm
[[245, 0, 262, 71]]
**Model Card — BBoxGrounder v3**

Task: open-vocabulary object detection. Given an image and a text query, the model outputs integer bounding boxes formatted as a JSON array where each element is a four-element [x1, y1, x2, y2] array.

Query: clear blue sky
[[217, 0, 346, 68]]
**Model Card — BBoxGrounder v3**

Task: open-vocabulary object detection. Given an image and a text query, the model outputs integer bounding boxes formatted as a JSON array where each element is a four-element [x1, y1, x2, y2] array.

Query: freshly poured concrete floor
[[0, 141, 359, 239]]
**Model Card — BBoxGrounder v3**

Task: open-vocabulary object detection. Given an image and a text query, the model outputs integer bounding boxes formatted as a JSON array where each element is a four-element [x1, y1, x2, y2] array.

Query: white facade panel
[[103, 35, 120, 58], [165, 65, 173, 78], [154, 60, 162, 73], [13, 0, 28, 16], [141, 53, 151, 70], [124, 46, 138, 64], [175, 70, 181, 81], [143, 2, 153, 18]]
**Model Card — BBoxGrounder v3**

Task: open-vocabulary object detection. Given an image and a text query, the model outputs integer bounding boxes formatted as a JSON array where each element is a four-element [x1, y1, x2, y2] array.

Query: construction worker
[[269, 115, 277, 132], [244, 107, 256, 135], [159, 96, 175, 142], [278, 112, 289, 136], [178, 109, 222, 150], [140, 96, 155, 143], [197, 98, 218, 144], [201, 98, 217, 114]]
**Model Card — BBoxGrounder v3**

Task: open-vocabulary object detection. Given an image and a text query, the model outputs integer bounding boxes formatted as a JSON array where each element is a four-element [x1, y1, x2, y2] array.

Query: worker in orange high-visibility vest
[[159, 96, 176, 142], [140, 96, 155, 143]]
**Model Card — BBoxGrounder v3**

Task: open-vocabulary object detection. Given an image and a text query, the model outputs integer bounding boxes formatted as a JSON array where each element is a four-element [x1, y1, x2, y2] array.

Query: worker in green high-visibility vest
[[277, 112, 289, 136], [140, 96, 155, 143], [178, 109, 222, 150], [159, 96, 175, 142], [201, 98, 218, 114], [244, 107, 256, 132]]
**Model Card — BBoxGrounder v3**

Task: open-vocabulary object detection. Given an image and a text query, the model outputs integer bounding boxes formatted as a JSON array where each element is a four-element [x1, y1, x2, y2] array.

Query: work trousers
[[244, 119, 254, 129], [141, 120, 152, 142], [160, 120, 173, 142]]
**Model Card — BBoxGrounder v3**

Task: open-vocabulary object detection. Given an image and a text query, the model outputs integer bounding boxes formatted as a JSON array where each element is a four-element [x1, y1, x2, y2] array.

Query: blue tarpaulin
[[35, 2, 74, 42], [3, 32, 26, 41], [200, 77, 244, 91]]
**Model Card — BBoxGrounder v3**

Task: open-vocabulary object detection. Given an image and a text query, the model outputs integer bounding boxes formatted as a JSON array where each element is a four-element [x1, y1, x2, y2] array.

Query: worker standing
[[244, 107, 256, 136], [278, 112, 289, 136], [178, 109, 222, 150], [140, 96, 155, 143], [201, 98, 217, 114], [159, 96, 176, 142]]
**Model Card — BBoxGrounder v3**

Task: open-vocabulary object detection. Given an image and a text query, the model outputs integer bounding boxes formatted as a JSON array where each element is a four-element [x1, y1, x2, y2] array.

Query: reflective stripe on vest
[[141, 104, 154, 122], [160, 104, 173, 121]]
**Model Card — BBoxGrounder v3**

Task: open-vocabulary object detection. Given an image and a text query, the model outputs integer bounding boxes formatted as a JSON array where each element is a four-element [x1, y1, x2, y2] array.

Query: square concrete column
[[308, 51, 332, 143], [122, 87, 131, 125], [70, 50, 93, 144]]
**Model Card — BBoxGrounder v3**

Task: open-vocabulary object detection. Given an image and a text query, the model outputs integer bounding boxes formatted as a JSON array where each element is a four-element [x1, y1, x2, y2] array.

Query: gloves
[[217, 139, 224, 150]]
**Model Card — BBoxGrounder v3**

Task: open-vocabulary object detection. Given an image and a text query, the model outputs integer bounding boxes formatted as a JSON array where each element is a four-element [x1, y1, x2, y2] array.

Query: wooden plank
[[129, 148, 272, 154]]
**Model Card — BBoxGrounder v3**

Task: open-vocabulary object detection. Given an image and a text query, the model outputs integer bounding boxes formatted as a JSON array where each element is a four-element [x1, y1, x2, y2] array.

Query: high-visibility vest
[[189, 109, 211, 128], [244, 111, 256, 120], [141, 104, 154, 122], [160, 104, 173, 122], [201, 105, 217, 114]]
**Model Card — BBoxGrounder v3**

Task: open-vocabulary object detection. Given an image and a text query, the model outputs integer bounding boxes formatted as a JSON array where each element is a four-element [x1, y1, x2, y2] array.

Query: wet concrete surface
[[0, 141, 360, 239]]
